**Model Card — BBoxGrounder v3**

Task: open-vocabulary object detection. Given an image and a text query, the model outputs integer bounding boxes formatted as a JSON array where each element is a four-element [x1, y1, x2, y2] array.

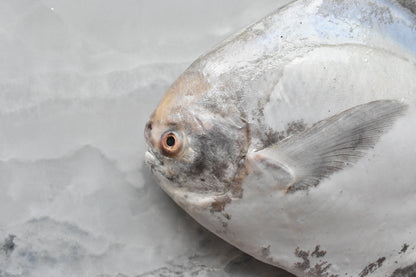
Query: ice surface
[[0, 0, 294, 276]]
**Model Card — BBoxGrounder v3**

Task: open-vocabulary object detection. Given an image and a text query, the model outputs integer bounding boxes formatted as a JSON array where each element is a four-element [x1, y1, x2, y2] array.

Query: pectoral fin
[[249, 100, 407, 193]]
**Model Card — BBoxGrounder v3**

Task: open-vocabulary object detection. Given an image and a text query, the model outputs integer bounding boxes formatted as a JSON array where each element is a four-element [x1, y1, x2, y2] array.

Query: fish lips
[[144, 150, 165, 177]]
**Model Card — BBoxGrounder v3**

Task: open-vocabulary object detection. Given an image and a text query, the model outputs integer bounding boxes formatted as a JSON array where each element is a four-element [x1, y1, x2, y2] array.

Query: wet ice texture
[[0, 0, 293, 276]]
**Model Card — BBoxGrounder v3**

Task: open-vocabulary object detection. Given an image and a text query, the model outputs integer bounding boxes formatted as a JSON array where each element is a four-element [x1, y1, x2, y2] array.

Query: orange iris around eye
[[160, 131, 183, 157]]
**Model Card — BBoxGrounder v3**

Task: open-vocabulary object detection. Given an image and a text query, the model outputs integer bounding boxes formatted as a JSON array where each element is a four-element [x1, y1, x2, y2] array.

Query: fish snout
[[145, 150, 156, 166]]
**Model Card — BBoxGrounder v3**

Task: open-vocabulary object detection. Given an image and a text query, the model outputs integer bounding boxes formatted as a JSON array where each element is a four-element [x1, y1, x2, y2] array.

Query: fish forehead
[[151, 70, 210, 125]]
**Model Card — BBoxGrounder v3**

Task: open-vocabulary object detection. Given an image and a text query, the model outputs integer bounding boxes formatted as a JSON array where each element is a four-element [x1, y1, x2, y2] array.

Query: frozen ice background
[[0, 0, 295, 276]]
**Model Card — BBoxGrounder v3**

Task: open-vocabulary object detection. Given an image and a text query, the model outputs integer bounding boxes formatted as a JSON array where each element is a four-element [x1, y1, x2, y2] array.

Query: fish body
[[145, 0, 416, 276]]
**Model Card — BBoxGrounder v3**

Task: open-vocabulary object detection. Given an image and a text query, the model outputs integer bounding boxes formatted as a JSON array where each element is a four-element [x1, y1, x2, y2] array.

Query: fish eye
[[160, 131, 183, 157], [166, 135, 175, 147]]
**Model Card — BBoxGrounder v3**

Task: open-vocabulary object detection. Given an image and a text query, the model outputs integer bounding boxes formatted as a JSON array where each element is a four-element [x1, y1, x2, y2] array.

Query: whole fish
[[144, 0, 416, 276]]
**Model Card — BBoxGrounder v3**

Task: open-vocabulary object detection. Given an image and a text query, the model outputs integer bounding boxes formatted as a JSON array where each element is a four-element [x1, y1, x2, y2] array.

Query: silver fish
[[144, 0, 416, 276]]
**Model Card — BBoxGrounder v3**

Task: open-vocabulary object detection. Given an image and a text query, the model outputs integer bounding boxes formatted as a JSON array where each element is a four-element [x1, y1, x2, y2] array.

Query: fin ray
[[249, 100, 408, 193]]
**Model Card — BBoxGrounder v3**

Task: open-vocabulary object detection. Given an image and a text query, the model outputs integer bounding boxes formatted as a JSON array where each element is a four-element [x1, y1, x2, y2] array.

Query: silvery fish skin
[[144, 0, 416, 276]]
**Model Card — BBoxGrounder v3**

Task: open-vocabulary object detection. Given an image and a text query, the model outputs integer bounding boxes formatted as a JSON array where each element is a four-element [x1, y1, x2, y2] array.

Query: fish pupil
[[166, 136, 175, 147]]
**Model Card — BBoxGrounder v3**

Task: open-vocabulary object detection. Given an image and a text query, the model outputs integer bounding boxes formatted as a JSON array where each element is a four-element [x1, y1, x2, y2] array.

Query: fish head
[[144, 69, 249, 212]]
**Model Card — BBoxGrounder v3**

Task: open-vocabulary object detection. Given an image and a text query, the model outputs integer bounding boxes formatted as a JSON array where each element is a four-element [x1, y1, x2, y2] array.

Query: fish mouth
[[144, 150, 165, 179], [144, 150, 157, 167]]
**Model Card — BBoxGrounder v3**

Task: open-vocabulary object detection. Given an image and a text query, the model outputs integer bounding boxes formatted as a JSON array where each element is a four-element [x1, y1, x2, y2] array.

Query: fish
[[144, 0, 416, 276]]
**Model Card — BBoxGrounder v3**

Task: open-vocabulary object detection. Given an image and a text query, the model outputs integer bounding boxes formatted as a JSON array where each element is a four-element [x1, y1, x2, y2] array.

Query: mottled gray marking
[[391, 262, 416, 277], [189, 128, 232, 179], [286, 120, 307, 136], [1, 234, 16, 256], [210, 195, 232, 213], [312, 245, 327, 258], [262, 120, 307, 148], [397, 0, 416, 14], [399, 244, 410, 254], [309, 261, 333, 277], [295, 247, 310, 271], [294, 246, 336, 277], [359, 257, 386, 277]]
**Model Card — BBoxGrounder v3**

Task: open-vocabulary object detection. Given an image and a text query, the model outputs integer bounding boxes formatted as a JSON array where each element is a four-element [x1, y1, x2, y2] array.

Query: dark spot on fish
[[312, 245, 327, 258], [188, 125, 242, 185], [309, 261, 332, 276], [200, 178, 205, 182], [212, 161, 228, 179], [262, 130, 284, 148], [391, 262, 416, 277], [1, 234, 16, 256], [144, 121, 153, 139], [262, 120, 308, 148], [359, 257, 386, 277], [399, 244, 409, 254], [295, 247, 310, 271], [189, 154, 207, 176], [286, 120, 307, 136], [377, 258, 386, 265], [293, 246, 336, 276], [223, 213, 231, 220], [210, 196, 232, 213], [261, 245, 271, 258]]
